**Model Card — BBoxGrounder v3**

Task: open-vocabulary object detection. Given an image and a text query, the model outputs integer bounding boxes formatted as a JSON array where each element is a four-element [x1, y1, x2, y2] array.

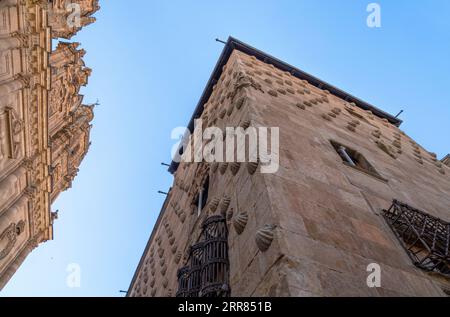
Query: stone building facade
[[0, 0, 99, 289], [128, 38, 450, 297]]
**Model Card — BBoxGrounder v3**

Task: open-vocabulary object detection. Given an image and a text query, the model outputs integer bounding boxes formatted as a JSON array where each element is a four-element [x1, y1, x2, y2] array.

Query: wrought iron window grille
[[383, 200, 450, 277], [176, 215, 230, 297]]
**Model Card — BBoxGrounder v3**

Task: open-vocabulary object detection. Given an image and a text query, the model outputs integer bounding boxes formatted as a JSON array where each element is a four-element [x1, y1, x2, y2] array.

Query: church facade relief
[[0, 0, 99, 289]]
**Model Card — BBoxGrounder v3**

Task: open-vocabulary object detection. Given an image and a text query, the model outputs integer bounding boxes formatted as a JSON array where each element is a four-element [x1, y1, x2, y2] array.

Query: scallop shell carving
[[162, 278, 169, 288], [173, 204, 181, 216], [236, 97, 246, 110], [227, 103, 234, 116], [219, 196, 231, 213], [179, 212, 186, 223], [331, 107, 341, 115], [230, 162, 241, 175], [169, 237, 175, 245], [211, 162, 219, 173], [219, 162, 228, 175], [247, 159, 259, 175], [241, 120, 251, 130], [295, 102, 305, 110], [268, 90, 278, 97], [286, 87, 295, 94], [233, 212, 249, 235], [303, 101, 312, 107], [208, 197, 220, 213], [255, 225, 276, 252], [392, 140, 402, 149], [171, 245, 177, 254], [174, 252, 182, 264], [348, 120, 359, 127], [321, 113, 332, 121], [227, 208, 234, 222]]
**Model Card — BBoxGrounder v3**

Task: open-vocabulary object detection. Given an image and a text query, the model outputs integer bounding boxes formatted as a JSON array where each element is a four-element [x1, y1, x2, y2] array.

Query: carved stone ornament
[[219, 196, 231, 214], [247, 159, 259, 175], [0, 107, 24, 160], [230, 162, 241, 175], [208, 197, 220, 213], [233, 212, 248, 235], [255, 224, 276, 252], [0, 221, 25, 260]]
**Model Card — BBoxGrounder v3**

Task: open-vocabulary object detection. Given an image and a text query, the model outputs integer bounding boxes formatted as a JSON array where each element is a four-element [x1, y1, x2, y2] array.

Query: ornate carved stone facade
[[128, 38, 450, 297], [0, 0, 98, 289]]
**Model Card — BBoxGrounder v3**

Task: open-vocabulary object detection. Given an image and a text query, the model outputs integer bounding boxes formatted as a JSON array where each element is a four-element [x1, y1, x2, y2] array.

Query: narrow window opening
[[194, 176, 209, 216], [331, 140, 384, 180], [337, 145, 356, 167]]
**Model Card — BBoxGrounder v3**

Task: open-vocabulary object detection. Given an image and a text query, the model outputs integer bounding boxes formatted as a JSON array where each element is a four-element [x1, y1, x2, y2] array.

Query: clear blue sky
[[1, 0, 449, 296]]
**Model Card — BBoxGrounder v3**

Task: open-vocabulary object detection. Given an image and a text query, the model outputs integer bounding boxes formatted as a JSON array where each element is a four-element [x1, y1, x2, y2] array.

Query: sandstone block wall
[[129, 49, 450, 297]]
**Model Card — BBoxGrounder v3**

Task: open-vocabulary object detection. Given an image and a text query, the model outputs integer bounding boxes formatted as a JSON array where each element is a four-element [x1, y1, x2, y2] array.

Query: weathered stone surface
[[129, 45, 450, 297]]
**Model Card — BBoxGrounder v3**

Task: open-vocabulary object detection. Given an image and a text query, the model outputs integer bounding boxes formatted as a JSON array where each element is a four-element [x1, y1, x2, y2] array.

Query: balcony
[[176, 215, 230, 297], [383, 200, 450, 276]]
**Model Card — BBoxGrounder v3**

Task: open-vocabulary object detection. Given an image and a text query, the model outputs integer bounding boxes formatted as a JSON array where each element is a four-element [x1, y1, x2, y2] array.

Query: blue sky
[[1, 0, 449, 296]]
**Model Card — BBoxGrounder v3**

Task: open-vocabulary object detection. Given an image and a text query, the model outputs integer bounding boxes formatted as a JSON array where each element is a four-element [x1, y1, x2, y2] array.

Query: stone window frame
[[330, 140, 387, 182]]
